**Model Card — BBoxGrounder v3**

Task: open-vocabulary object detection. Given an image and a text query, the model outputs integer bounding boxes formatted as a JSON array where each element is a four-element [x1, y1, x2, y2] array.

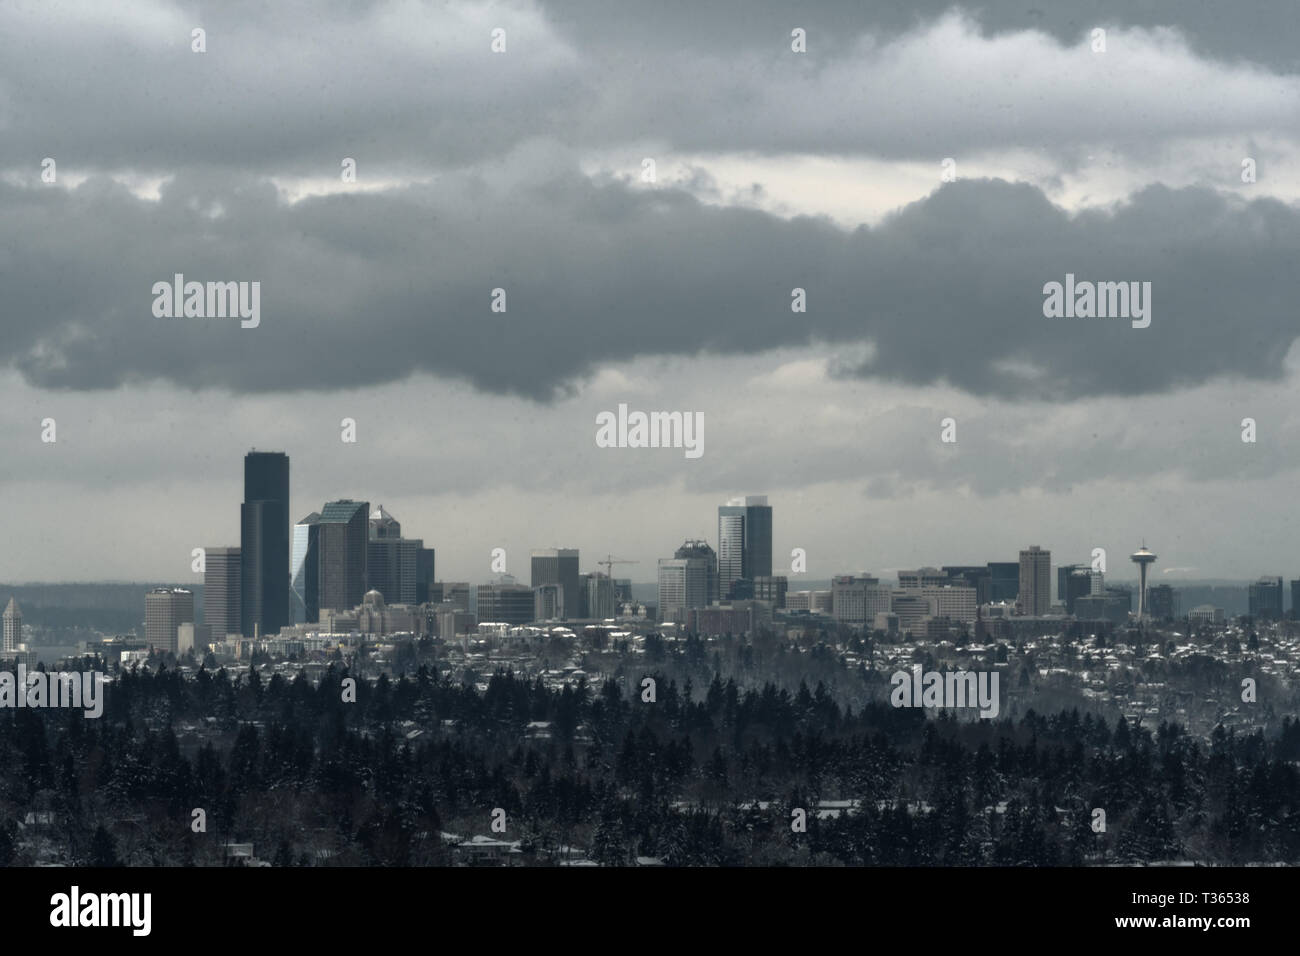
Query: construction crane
[[598, 554, 638, 579], [593, 555, 638, 618]]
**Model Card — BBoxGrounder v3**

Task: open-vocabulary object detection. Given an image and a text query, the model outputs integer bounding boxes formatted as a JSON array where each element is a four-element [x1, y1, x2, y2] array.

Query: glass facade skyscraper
[[291, 513, 321, 624], [658, 557, 711, 624], [716, 496, 772, 601], [3, 597, 21, 653]]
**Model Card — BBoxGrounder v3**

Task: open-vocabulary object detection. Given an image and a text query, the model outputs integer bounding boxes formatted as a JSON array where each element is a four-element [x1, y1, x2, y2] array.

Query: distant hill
[[0, 582, 203, 637], [631, 579, 1254, 617]]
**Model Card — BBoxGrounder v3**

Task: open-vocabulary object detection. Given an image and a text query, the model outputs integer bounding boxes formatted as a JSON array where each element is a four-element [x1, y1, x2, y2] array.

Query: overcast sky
[[3, 0, 1299, 585]]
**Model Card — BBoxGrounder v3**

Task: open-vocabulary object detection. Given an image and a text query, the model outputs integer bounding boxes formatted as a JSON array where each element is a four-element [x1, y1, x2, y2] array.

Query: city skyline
[[207, 447, 1176, 599], [8, 445, 1218, 626], [6, 447, 1296, 590], [159, 450, 1300, 623]]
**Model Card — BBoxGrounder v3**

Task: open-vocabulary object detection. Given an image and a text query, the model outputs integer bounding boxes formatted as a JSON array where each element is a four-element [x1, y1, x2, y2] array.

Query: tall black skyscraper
[[240, 451, 290, 638]]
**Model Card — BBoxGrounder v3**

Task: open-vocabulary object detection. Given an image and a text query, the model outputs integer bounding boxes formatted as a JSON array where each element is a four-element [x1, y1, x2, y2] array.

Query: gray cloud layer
[[3, 1, 1297, 407], [1, 2, 1295, 175], [3, 167, 1296, 401]]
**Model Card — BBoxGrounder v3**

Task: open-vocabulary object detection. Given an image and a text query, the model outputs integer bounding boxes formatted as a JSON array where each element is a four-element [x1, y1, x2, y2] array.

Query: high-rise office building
[[581, 572, 615, 619], [987, 562, 1020, 603], [831, 574, 891, 624], [369, 505, 401, 539], [145, 587, 194, 654], [658, 557, 712, 624], [717, 496, 773, 601], [416, 548, 436, 604], [476, 581, 534, 625], [440, 582, 471, 612], [674, 540, 718, 606], [727, 578, 755, 600], [1018, 546, 1051, 616], [752, 575, 789, 609], [290, 514, 321, 624], [1057, 564, 1079, 605], [914, 585, 977, 625], [240, 451, 290, 639], [1291, 579, 1300, 621], [534, 584, 565, 621], [717, 509, 745, 600], [1147, 584, 1176, 621], [2, 597, 21, 653], [367, 506, 426, 606], [1057, 565, 1092, 616], [204, 546, 242, 638], [1248, 576, 1284, 620], [317, 500, 369, 613], [943, 566, 992, 604], [530, 549, 580, 620]]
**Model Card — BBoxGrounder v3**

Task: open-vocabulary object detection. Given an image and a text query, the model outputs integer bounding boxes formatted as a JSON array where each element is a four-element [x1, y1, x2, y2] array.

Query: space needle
[[1130, 544, 1157, 620]]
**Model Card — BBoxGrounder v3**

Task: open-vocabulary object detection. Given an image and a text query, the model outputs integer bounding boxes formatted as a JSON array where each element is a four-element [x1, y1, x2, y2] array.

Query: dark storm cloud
[[539, 0, 1300, 72], [3, 169, 1297, 401]]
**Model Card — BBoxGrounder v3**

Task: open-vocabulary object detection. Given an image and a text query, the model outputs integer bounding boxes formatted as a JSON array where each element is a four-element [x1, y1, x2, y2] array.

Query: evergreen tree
[[90, 825, 119, 867]]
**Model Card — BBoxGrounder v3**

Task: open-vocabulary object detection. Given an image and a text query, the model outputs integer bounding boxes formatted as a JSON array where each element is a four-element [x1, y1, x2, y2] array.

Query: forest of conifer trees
[[2, 655, 1299, 866]]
